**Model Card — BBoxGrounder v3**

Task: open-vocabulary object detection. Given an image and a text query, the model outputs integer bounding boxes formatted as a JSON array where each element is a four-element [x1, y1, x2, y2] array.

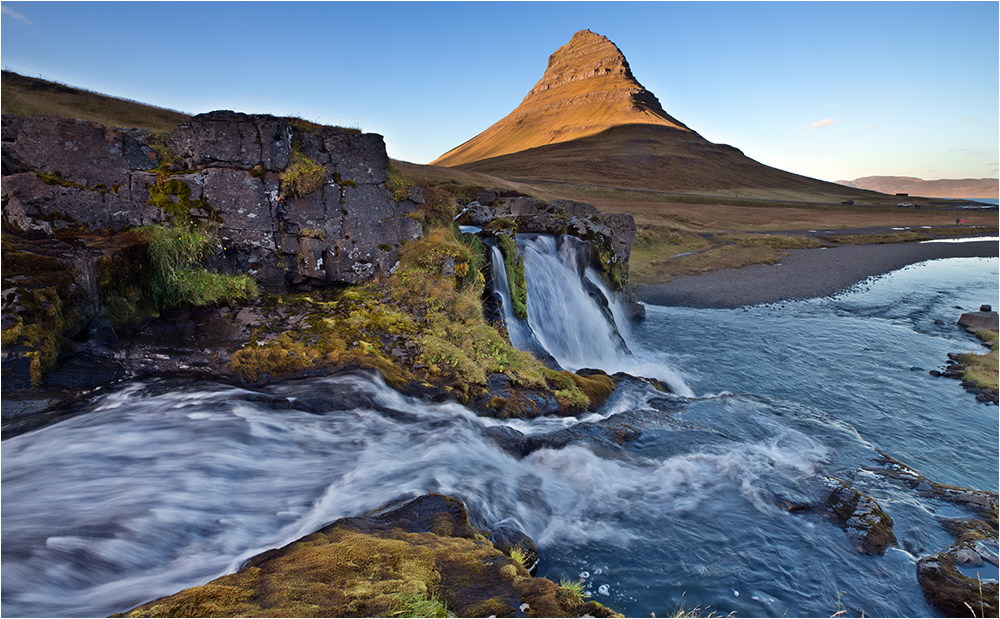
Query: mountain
[[431, 30, 877, 199], [432, 30, 691, 167], [837, 176, 999, 200]]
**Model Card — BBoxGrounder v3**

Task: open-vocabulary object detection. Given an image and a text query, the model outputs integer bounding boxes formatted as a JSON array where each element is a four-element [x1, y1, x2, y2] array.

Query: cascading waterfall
[[1, 250, 995, 619], [494, 233, 692, 396], [489, 243, 536, 352]]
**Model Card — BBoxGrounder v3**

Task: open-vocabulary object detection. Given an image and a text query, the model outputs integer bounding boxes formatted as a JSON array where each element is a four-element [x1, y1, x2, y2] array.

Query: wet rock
[[958, 309, 999, 331], [870, 450, 999, 615], [490, 524, 540, 575], [115, 493, 621, 618], [917, 550, 999, 618], [823, 478, 896, 555]]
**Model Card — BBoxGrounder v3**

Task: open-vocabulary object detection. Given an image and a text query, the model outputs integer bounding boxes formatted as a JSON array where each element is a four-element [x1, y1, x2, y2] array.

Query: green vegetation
[[387, 584, 453, 618], [147, 176, 214, 221], [229, 218, 604, 415], [280, 149, 328, 200], [628, 225, 827, 285], [957, 330, 999, 393], [508, 547, 531, 570], [385, 162, 410, 202], [496, 233, 528, 319], [140, 224, 257, 310], [558, 579, 586, 603]]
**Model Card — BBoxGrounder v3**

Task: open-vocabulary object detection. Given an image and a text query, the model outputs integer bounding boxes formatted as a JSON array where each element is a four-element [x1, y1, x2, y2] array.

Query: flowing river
[[2, 239, 997, 618]]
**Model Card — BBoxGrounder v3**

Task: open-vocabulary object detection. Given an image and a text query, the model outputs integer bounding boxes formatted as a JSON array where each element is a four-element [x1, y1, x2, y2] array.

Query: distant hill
[[432, 30, 879, 200], [1, 70, 190, 132], [837, 176, 998, 200]]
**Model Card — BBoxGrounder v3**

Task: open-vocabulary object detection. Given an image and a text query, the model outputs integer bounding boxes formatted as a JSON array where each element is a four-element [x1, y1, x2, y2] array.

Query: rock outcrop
[[458, 193, 635, 286], [2, 111, 422, 287], [115, 493, 620, 618], [958, 305, 999, 331]]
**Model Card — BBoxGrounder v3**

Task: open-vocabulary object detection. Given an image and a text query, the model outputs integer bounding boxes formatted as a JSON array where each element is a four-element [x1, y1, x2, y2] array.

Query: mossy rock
[[116, 494, 621, 618], [917, 550, 999, 617], [823, 479, 896, 555]]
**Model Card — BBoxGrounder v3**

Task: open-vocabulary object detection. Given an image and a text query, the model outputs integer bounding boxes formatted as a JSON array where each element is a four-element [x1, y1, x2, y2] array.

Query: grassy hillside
[[454, 123, 885, 200], [1, 70, 190, 131]]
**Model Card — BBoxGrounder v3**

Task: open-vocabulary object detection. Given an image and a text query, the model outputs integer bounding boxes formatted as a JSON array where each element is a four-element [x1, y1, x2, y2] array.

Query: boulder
[[958, 310, 999, 331]]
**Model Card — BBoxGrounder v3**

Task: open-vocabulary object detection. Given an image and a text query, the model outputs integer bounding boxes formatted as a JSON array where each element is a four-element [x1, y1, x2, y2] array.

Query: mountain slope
[[838, 176, 999, 199], [432, 30, 877, 198], [1, 70, 190, 132]]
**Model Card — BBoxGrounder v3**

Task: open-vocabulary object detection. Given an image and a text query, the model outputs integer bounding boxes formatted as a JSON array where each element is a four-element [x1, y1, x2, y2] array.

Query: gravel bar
[[638, 240, 999, 309]]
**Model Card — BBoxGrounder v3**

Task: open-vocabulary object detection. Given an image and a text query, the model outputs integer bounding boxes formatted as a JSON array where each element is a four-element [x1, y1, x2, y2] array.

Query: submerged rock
[[822, 478, 897, 555], [870, 451, 999, 616], [115, 493, 621, 618]]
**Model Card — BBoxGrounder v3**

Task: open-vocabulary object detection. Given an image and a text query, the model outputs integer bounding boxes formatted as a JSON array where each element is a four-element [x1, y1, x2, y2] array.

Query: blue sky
[[2, 1, 997, 182]]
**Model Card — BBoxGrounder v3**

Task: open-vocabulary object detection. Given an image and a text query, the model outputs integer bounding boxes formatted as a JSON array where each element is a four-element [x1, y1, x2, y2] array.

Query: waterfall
[[489, 244, 534, 351], [489, 233, 692, 396]]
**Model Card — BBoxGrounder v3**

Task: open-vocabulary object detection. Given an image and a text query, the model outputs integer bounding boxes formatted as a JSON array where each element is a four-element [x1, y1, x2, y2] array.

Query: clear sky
[[2, 1, 997, 182]]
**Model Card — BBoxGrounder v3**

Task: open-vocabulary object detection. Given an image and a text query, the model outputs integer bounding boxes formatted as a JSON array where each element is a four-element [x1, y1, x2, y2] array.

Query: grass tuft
[[139, 223, 257, 310]]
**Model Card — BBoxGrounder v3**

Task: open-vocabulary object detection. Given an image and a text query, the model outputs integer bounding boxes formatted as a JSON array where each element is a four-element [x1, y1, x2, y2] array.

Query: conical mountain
[[432, 29, 690, 167], [432, 30, 869, 197]]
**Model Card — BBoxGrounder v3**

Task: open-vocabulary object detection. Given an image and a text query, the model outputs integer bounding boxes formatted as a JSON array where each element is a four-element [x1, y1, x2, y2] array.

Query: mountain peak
[[431, 30, 688, 167], [526, 29, 637, 97]]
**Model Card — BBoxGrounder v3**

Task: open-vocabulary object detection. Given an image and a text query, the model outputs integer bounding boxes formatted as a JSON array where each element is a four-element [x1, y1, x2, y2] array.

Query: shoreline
[[637, 239, 999, 309]]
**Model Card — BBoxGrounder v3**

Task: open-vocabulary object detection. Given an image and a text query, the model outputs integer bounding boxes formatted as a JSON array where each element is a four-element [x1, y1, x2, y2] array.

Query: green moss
[[385, 163, 410, 202], [146, 176, 214, 222], [280, 149, 327, 200], [496, 234, 527, 320], [35, 170, 83, 188]]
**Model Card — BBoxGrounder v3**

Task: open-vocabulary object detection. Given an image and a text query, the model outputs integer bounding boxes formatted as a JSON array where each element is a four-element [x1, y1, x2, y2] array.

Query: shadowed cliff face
[[431, 29, 690, 168]]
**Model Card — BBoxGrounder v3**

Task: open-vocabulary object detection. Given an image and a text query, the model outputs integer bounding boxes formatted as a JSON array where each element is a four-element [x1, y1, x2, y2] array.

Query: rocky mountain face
[[837, 176, 999, 200], [432, 30, 689, 168]]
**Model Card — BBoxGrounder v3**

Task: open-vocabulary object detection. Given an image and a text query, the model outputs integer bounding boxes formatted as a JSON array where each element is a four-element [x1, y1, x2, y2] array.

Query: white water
[[489, 244, 535, 351], [2, 247, 997, 618], [514, 234, 692, 395], [2, 373, 880, 618]]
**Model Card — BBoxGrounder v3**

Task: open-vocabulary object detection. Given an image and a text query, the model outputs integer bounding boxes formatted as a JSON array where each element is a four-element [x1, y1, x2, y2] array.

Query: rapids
[[2, 243, 997, 618]]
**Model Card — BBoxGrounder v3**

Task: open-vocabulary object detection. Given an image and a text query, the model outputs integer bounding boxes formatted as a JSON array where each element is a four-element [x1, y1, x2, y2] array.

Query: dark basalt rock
[[917, 549, 999, 618], [869, 451, 999, 615], [2, 112, 421, 288]]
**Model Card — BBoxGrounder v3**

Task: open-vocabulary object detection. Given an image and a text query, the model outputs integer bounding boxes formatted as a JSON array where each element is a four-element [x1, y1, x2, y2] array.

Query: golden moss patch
[[117, 495, 621, 618]]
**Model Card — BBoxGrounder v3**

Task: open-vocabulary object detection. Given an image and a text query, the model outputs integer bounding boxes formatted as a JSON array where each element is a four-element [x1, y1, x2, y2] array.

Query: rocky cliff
[[3, 111, 424, 286], [1, 111, 641, 409]]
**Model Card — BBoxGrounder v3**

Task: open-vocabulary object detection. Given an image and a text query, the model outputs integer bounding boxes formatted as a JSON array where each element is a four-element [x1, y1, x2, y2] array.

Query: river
[[1, 242, 997, 618]]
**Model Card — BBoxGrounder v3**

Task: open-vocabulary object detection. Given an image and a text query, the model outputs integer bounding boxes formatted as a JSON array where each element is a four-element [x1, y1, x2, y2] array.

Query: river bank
[[638, 238, 999, 308]]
